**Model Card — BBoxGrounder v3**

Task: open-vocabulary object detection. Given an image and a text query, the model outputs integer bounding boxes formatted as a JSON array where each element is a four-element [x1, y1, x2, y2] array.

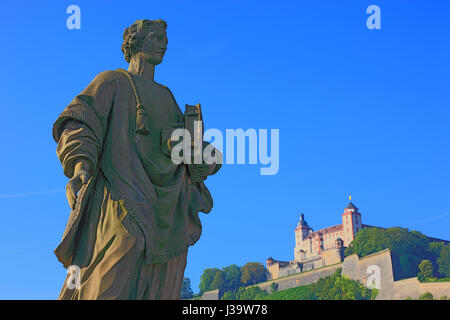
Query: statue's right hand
[[66, 160, 91, 210]]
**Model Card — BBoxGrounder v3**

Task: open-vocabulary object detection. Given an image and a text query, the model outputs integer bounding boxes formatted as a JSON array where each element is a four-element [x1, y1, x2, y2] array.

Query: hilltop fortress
[[267, 200, 371, 279], [267, 200, 382, 279], [266, 200, 448, 280]]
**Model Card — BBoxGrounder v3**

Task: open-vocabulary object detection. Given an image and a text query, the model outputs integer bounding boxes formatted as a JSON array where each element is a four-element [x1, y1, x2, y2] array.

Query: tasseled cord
[[116, 69, 150, 135], [135, 103, 149, 135]]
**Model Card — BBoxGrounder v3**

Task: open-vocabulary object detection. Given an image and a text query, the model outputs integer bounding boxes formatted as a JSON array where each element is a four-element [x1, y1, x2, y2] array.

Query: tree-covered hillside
[[345, 227, 449, 280], [221, 269, 377, 300]]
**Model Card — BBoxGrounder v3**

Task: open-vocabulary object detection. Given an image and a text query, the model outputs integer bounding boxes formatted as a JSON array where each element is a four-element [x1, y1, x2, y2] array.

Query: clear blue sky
[[1, 0, 449, 298]]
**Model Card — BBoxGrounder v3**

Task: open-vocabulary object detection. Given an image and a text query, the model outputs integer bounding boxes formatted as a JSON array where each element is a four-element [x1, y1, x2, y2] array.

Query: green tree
[[199, 268, 220, 294], [200, 264, 244, 295], [270, 282, 278, 292], [348, 227, 431, 259], [220, 290, 237, 300], [221, 286, 268, 300], [418, 292, 434, 300], [238, 286, 268, 300], [211, 270, 227, 290], [437, 244, 450, 277], [345, 227, 435, 279], [222, 264, 243, 292], [241, 262, 267, 286], [418, 259, 434, 281], [180, 277, 194, 299], [344, 228, 387, 257], [429, 242, 444, 259], [344, 243, 354, 256], [310, 268, 374, 300]]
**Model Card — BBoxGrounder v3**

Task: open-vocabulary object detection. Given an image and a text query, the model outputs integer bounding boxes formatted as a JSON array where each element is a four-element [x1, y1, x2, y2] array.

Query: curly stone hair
[[121, 19, 167, 63]]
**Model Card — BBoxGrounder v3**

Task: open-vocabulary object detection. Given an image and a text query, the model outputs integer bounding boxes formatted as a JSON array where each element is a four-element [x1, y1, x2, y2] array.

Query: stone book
[[185, 103, 204, 182]]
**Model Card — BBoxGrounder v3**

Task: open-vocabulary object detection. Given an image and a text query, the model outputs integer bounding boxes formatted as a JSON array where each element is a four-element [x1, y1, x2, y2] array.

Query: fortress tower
[[294, 213, 312, 261], [341, 199, 363, 246]]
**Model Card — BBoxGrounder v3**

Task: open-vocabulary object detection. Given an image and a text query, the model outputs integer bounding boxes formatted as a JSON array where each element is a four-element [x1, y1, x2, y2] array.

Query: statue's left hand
[[190, 163, 215, 181], [161, 118, 185, 157], [66, 160, 91, 210]]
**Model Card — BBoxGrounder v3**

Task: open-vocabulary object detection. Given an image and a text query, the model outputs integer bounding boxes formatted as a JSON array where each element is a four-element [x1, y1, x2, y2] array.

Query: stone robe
[[52, 70, 219, 299]]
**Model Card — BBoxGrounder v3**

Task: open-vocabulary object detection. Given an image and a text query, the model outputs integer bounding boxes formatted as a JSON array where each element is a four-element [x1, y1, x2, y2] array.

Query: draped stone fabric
[[53, 70, 219, 299]]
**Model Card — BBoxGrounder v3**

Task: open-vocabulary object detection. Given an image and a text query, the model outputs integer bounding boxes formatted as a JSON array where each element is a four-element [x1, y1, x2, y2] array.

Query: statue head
[[121, 19, 168, 65]]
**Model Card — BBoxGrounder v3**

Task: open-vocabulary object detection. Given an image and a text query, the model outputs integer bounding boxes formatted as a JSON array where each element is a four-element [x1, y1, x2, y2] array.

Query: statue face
[[139, 27, 168, 65]]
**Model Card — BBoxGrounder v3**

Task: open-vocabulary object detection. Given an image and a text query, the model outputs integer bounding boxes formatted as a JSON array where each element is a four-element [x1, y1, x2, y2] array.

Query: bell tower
[[342, 196, 363, 246]]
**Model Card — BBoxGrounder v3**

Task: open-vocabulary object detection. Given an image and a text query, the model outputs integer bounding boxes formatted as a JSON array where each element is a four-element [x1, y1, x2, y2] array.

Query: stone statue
[[52, 19, 221, 299]]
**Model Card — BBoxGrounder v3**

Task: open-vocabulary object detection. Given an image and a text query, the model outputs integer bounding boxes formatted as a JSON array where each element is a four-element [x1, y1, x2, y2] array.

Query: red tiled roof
[[304, 224, 343, 240]]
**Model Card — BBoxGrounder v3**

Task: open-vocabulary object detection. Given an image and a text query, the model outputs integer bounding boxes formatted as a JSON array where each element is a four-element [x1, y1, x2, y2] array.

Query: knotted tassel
[[135, 104, 149, 135], [115, 69, 150, 136]]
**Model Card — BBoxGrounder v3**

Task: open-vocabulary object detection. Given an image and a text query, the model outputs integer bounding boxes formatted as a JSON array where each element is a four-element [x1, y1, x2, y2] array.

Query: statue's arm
[[56, 119, 97, 178], [57, 119, 97, 209], [53, 71, 122, 176], [53, 71, 122, 208]]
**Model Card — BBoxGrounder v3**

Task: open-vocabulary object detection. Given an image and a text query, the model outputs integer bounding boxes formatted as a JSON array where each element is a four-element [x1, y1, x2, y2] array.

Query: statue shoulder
[[159, 84, 177, 101], [90, 70, 128, 87]]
